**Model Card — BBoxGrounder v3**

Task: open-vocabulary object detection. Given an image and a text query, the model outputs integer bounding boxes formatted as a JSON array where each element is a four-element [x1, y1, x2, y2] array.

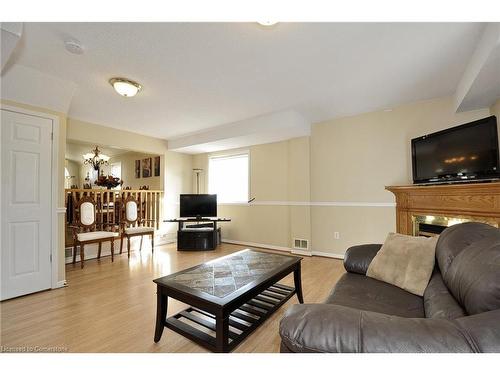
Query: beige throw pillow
[[366, 233, 438, 296]]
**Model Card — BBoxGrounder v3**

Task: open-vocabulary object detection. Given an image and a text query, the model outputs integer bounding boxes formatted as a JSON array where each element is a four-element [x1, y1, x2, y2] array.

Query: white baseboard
[[222, 238, 347, 260], [160, 231, 177, 244], [311, 251, 345, 260], [290, 249, 313, 256], [222, 238, 345, 260], [155, 235, 170, 246], [65, 237, 345, 263], [221, 239, 293, 253]]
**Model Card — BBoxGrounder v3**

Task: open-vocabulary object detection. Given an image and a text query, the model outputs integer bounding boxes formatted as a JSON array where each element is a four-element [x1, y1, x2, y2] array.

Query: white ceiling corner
[[1, 22, 23, 72], [454, 23, 500, 112], [168, 110, 310, 154], [1, 63, 77, 114]]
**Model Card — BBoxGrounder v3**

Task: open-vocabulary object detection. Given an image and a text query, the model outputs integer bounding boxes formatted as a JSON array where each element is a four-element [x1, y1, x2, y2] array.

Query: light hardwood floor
[[0, 242, 345, 353]]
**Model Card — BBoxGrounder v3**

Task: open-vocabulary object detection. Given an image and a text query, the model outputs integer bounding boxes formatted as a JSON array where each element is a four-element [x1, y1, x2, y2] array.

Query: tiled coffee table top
[[166, 250, 292, 298]]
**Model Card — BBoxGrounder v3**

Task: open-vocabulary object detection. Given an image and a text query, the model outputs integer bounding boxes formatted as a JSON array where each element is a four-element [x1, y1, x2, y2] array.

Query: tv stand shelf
[[164, 218, 231, 251]]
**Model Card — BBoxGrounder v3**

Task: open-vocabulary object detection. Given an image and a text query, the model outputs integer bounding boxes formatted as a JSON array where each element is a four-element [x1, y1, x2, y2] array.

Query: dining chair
[[120, 195, 155, 258], [71, 195, 119, 268]]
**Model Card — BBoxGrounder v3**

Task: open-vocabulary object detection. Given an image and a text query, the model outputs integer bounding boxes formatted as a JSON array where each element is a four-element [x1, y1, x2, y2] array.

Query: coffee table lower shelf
[[165, 283, 295, 352]]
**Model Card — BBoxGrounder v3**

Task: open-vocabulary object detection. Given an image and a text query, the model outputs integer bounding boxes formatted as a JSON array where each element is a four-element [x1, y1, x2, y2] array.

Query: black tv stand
[[164, 217, 231, 251]]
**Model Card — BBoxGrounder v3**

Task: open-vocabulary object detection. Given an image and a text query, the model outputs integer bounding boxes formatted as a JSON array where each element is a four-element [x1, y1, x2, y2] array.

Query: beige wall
[[288, 137, 311, 243], [67, 118, 167, 155], [107, 152, 163, 190], [163, 151, 195, 240], [194, 96, 495, 258], [64, 159, 80, 188], [491, 99, 500, 119], [66, 118, 169, 192], [68, 151, 163, 190], [310, 96, 492, 255], [1, 104, 193, 280], [193, 136, 311, 250], [2, 94, 497, 281], [66, 118, 195, 243]]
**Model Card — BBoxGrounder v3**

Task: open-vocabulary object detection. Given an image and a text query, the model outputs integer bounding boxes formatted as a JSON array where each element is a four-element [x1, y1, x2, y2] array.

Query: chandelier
[[82, 146, 110, 170]]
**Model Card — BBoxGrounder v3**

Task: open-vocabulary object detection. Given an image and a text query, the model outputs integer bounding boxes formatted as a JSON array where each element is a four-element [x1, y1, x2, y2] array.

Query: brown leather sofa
[[279, 222, 500, 352]]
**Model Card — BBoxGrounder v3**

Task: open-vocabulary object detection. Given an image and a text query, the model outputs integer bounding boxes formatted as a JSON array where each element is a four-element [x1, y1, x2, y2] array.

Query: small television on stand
[[180, 194, 217, 219], [411, 116, 500, 185]]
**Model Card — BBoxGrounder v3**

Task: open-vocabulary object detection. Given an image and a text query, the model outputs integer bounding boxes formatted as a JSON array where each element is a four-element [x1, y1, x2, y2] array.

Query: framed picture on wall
[[135, 160, 141, 178], [142, 157, 152, 178], [154, 156, 160, 177]]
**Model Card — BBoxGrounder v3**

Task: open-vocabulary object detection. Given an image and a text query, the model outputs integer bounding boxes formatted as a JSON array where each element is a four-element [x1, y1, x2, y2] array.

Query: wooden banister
[[65, 189, 164, 239]]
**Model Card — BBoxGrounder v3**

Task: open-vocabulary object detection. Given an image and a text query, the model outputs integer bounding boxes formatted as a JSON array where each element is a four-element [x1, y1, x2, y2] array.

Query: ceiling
[[458, 36, 500, 111], [2, 23, 489, 136]]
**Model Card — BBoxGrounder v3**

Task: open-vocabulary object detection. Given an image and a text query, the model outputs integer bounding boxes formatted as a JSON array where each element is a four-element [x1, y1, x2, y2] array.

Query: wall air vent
[[293, 238, 309, 250]]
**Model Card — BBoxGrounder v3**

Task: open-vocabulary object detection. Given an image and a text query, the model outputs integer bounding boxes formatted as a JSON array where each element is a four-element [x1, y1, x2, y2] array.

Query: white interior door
[[1, 109, 53, 300]]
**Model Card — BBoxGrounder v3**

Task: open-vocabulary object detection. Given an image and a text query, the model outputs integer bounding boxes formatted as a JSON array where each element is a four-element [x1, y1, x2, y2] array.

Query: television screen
[[180, 194, 217, 218], [411, 116, 499, 184]]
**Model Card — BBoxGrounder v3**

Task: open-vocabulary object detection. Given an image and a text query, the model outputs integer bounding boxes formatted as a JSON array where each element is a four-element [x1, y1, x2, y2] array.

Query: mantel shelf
[[386, 182, 500, 235]]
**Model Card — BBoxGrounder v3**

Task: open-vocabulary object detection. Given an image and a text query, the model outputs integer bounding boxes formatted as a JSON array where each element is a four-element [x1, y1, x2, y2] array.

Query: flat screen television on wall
[[411, 115, 500, 184], [180, 194, 217, 218]]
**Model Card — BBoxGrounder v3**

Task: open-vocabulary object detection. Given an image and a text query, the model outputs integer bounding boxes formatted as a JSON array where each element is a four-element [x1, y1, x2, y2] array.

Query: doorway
[[1, 108, 56, 300]]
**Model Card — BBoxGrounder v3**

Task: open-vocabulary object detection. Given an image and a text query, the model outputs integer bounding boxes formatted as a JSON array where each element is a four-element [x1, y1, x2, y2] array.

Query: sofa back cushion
[[424, 269, 466, 319], [436, 222, 500, 315]]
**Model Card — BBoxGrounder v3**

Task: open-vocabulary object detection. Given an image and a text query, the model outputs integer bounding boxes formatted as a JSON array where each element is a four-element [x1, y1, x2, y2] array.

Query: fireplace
[[386, 182, 500, 236], [412, 215, 497, 237]]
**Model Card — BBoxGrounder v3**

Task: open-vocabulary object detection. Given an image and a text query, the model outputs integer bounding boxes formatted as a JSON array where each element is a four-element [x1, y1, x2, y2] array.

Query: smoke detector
[[64, 39, 84, 55]]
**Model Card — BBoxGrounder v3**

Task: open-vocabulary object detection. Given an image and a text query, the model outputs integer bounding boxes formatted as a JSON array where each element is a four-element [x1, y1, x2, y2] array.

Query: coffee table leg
[[215, 315, 229, 353], [154, 287, 168, 343], [294, 263, 304, 304]]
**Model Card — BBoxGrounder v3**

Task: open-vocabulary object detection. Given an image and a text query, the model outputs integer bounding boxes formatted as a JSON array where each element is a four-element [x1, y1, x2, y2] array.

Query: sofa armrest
[[343, 244, 382, 274], [279, 304, 489, 353]]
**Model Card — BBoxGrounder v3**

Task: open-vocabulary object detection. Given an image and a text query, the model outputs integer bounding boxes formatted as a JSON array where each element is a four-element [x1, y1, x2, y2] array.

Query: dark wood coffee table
[[153, 249, 303, 352]]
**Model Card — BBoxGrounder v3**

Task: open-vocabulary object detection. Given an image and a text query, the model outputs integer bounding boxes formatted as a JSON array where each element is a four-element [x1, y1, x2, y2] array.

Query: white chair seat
[[77, 231, 119, 241], [125, 226, 155, 235]]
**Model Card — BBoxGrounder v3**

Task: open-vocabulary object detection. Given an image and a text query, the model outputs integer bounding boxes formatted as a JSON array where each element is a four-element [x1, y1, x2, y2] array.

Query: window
[[110, 162, 122, 179], [64, 167, 71, 188], [208, 153, 249, 203], [110, 162, 122, 189]]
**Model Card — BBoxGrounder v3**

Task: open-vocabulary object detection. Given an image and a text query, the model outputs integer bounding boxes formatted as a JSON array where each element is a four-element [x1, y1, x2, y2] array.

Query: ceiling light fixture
[[257, 21, 278, 26], [109, 77, 142, 97], [82, 146, 110, 171]]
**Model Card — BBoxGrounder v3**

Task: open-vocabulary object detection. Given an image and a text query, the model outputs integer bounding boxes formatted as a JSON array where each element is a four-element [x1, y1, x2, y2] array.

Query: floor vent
[[293, 238, 309, 250]]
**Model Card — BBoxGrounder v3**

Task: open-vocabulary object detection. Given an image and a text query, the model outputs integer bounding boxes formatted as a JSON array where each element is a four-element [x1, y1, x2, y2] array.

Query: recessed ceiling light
[[257, 21, 278, 26], [109, 78, 142, 97], [64, 39, 84, 55]]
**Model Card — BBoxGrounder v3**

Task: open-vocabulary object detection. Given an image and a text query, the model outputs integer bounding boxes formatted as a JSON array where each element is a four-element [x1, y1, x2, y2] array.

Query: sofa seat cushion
[[424, 270, 466, 319], [125, 226, 154, 234], [326, 273, 425, 318], [77, 231, 118, 242]]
